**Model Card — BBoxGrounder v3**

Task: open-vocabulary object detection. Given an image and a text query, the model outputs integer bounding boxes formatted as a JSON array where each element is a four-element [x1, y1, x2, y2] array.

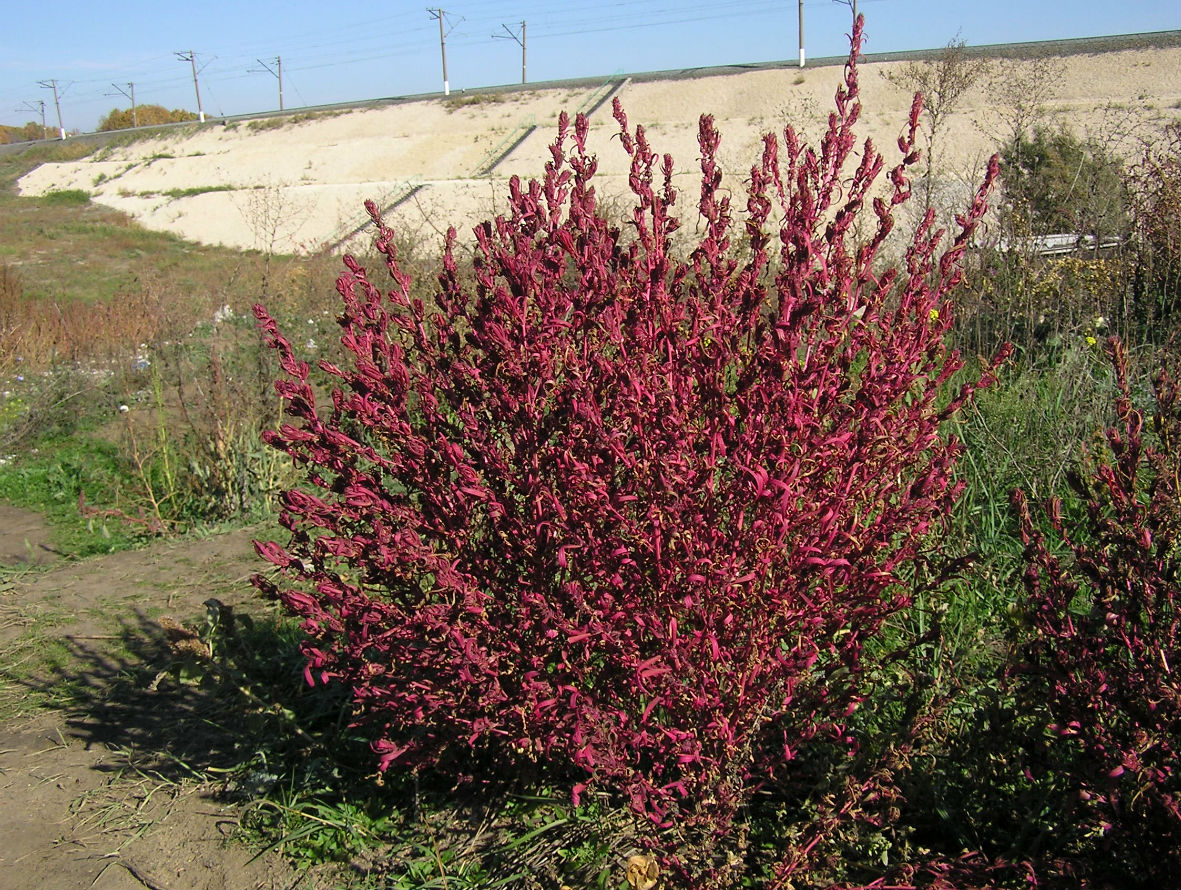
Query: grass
[[245, 110, 346, 132], [0, 143, 342, 310], [0, 433, 147, 556], [41, 188, 90, 205], [0, 192, 247, 307], [443, 93, 506, 112], [0, 605, 78, 720], [0, 144, 346, 557], [71, 757, 186, 853], [157, 184, 236, 199]]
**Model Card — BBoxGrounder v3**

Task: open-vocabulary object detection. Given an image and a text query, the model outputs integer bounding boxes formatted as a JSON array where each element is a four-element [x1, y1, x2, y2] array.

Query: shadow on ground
[[16, 601, 357, 789], [63, 602, 627, 887]]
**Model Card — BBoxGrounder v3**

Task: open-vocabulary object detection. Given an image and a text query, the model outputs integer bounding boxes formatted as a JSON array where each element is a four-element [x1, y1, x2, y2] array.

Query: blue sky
[[1, 0, 1177, 133]]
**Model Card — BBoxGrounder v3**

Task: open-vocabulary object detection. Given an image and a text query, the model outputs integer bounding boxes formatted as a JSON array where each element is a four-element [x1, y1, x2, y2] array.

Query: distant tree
[[884, 36, 989, 210], [98, 104, 199, 131], [0, 121, 47, 144], [988, 56, 1064, 148]]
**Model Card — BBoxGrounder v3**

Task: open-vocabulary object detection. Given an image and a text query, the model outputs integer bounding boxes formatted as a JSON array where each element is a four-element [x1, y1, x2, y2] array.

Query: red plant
[[254, 18, 1006, 885], [1012, 338, 1181, 885]]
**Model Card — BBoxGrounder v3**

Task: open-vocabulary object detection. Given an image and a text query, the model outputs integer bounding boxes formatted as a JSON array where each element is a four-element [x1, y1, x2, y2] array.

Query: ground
[[0, 506, 309, 890]]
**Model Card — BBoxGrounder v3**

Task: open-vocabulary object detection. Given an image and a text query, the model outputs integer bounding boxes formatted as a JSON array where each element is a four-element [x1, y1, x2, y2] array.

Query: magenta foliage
[[254, 18, 1004, 881], [1012, 338, 1181, 881]]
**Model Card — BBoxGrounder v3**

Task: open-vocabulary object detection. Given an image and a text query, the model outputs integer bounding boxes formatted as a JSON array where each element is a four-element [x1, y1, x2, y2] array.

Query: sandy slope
[[16, 45, 1181, 256]]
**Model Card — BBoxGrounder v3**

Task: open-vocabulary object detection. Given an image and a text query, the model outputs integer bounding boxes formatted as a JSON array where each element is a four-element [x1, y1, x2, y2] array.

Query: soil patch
[[0, 504, 60, 566], [0, 517, 316, 890]]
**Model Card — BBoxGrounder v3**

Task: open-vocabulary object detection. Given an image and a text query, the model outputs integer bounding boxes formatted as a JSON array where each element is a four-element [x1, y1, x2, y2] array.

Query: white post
[[798, 0, 806, 68]]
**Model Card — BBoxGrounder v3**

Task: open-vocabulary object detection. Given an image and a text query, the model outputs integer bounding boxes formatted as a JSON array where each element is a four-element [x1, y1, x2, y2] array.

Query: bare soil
[[0, 507, 308, 890]]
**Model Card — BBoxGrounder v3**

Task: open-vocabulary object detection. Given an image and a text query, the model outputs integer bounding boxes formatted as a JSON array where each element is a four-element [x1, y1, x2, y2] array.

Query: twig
[[91, 858, 171, 890]]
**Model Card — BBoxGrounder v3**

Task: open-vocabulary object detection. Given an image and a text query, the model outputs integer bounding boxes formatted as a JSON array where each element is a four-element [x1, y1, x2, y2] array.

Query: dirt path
[[0, 508, 308, 890]]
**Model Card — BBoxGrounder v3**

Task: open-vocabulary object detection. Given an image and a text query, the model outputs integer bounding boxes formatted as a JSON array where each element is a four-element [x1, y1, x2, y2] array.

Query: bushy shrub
[[1128, 121, 1181, 323], [1012, 338, 1181, 885], [1000, 125, 1130, 245], [254, 19, 1007, 885], [97, 104, 199, 131]]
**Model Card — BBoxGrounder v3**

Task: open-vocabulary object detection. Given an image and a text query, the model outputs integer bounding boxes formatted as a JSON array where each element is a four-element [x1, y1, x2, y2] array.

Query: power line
[[2, 0, 887, 129]]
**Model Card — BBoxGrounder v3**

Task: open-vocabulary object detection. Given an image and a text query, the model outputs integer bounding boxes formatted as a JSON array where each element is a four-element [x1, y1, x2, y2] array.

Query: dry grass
[[0, 145, 346, 376]]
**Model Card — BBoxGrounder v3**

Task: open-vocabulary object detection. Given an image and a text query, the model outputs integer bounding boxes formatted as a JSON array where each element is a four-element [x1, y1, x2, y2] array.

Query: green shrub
[[41, 189, 90, 206]]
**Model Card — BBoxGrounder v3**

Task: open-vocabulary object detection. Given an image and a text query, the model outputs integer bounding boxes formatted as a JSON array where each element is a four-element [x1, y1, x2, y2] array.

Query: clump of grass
[[42, 188, 90, 205], [0, 429, 147, 556], [245, 110, 344, 132], [443, 92, 504, 112], [156, 185, 235, 199]]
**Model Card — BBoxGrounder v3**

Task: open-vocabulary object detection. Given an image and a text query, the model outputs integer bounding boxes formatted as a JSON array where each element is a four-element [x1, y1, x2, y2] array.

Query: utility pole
[[110, 82, 137, 128], [493, 21, 526, 84], [428, 8, 458, 96], [252, 56, 284, 110], [18, 99, 47, 140], [175, 50, 205, 122], [38, 79, 66, 139], [798, 0, 805, 68]]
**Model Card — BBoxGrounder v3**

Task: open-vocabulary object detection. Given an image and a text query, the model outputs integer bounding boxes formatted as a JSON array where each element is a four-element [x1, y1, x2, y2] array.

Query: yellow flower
[[928, 308, 939, 323], [1086, 335, 1097, 347]]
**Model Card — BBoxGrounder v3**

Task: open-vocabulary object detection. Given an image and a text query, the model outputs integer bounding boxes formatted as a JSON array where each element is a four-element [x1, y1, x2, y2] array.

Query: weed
[[0, 433, 146, 555], [0, 18, 1176, 888]]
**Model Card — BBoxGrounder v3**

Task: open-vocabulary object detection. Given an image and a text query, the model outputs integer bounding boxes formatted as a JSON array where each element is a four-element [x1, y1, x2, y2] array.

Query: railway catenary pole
[[110, 83, 137, 128], [494, 21, 527, 84], [253, 57, 284, 111], [799, 0, 806, 67], [18, 99, 47, 140], [176, 51, 205, 122], [37, 79, 66, 139], [429, 8, 451, 96]]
